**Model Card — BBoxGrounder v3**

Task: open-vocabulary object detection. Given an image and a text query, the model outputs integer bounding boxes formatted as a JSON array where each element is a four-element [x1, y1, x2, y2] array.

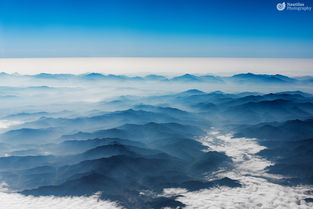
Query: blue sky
[[0, 0, 312, 58]]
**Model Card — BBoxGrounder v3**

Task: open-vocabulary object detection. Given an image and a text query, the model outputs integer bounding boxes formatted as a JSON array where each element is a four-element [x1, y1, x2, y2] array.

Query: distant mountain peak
[[180, 89, 205, 95], [231, 73, 295, 83], [172, 74, 200, 81]]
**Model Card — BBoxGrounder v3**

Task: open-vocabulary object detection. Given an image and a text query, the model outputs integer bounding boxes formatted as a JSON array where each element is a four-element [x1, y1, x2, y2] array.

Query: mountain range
[[0, 73, 312, 208]]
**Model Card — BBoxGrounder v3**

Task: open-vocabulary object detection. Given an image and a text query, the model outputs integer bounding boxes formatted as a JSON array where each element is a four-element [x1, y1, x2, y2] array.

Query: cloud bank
[[0, 192, 122, 209], [162, 132, 313, 209], [1, 58, 313, 76]]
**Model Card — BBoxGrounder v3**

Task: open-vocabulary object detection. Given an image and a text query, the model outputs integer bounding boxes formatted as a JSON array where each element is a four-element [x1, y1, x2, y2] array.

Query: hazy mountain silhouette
[[0, 73, 312, 208]]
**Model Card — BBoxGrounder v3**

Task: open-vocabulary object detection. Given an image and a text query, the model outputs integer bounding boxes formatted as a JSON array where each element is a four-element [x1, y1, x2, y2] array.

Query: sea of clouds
[[0, 191, 122, 209], [0, 74, 312, 208], [162, 132, 313, 209]]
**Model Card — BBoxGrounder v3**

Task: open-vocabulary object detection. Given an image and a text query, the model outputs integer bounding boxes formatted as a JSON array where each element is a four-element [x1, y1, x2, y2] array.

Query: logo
[[276, 2, 286, 11]]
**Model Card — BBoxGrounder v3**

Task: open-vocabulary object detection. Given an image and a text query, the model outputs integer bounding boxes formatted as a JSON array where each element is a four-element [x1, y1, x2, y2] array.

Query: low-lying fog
[[0, 72, 312, 209]]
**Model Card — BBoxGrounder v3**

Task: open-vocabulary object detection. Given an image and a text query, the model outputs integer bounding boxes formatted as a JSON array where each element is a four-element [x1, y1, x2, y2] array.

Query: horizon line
[[0, 57, 312, 76], [1, 57, 313, 60], [0, 72, 311, 79]]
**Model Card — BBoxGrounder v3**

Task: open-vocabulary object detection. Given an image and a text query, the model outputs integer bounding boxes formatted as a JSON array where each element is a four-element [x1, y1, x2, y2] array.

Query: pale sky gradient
[[0, 57, 312, 76], [1, 1, 313, 58]]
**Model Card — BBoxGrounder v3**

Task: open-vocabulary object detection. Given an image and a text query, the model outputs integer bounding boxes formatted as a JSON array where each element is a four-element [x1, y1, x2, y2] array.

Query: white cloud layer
[[0, 192, 122, 209], [162, 131, 313, 209], [1, 58, 313, 76]]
